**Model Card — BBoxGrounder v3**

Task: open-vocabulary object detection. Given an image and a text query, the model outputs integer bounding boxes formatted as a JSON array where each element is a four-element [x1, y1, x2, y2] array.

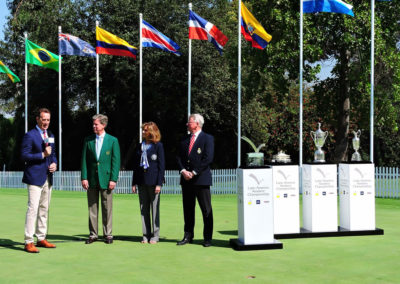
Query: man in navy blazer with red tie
[[21, 108, 57, 253], [177, 113, 214, 247]]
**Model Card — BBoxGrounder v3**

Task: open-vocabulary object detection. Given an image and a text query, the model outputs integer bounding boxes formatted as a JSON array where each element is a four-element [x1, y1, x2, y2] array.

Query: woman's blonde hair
[[142, 121, 161, 143]]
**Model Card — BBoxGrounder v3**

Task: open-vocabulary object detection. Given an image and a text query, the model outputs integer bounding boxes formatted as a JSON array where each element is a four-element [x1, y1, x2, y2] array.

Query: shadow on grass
[[0, 239, 25, 251], [218, 230, 238, 236], [114, 235, 232, 248]]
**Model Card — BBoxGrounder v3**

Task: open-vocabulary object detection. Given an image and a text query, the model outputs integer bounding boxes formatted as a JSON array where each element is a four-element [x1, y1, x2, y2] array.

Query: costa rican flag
[[189, 10, 228, 55], [142, 20, 181, 56]]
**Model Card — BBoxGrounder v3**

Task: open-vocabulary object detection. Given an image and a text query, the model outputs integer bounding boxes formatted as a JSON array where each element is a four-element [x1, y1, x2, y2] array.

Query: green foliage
[[0, 0, 399, 169]]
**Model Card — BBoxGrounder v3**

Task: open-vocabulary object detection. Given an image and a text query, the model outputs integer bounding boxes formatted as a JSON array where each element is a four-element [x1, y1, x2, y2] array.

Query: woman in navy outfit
[[132, 122, 165, 244]]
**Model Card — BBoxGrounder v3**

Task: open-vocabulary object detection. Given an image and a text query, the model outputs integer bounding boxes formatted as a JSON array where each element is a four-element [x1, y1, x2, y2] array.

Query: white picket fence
[[0, 168, 398, 198]]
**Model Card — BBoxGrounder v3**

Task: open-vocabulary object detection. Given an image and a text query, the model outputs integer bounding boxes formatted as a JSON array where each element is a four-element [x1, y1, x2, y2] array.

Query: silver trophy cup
[[351, 130, 362, 161], [310, 123, 329, 163]]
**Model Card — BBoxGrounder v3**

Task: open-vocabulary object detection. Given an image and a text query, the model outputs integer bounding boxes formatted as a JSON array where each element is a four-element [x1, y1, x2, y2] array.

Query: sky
[[0, 1, 8, 41]]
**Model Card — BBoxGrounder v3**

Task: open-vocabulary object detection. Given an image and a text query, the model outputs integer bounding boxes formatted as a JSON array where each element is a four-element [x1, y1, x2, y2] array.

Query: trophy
[[310, 123, 329, 163], [351, 130, 362, 161], [271, 151, 291, 164]]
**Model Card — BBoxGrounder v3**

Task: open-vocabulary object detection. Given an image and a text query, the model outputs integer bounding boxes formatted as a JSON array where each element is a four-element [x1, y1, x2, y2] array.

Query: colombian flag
[[96, 27, 137, 59], [241, 2, 272, 50]]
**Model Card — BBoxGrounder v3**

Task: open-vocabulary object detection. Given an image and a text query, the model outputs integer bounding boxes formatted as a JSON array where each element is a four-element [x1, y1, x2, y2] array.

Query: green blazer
[[81, 133, 121, 189]]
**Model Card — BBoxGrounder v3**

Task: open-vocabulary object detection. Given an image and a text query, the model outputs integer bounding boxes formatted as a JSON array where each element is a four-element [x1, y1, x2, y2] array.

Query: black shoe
[[177, 233, 193, 246], [105, 237, 113, 244], [85, 237, 97, 244], [203, 240, 212, 247]]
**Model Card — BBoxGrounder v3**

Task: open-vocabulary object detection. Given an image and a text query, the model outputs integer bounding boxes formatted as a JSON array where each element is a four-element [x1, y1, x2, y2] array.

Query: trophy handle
[[323, 131, 329, 144], [357, 130, 361, 138], [310, 131, 316, 143]]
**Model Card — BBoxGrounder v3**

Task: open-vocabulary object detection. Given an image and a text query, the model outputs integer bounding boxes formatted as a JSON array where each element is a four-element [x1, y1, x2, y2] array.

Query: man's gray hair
[[93, 114, 108, 126], [189, 113, 204, 128]]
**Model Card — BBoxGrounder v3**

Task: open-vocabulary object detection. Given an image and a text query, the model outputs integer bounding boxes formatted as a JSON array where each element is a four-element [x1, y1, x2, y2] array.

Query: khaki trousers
[[87, 186, 113, 239], [24, 178, 52, 244]]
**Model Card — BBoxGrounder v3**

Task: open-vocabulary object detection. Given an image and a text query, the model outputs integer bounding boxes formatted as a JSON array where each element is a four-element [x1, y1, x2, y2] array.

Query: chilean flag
[[142, 20, 181, 56], [189, 10, 228, 55]]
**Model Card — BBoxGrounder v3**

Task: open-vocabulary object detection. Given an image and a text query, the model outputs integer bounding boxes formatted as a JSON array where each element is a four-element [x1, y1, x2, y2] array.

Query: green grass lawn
[[1, 188, 399, 284]]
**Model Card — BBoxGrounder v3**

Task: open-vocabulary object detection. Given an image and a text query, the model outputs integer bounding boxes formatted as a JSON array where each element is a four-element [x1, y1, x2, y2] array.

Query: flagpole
[[299, 0, 304, 191], [370, 0, 375, 163], [139, 13, 143, 143], [24, 32, 28, 133], [188, 3, 192, 118], [58, 26, 62, 174], [237, 0, 242, 168], [96, 21, 100, 114]]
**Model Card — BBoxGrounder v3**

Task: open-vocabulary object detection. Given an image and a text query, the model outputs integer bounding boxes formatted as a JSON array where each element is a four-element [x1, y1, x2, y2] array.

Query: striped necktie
[[188, 134, 196, 154], [43, 130, 49, 146]]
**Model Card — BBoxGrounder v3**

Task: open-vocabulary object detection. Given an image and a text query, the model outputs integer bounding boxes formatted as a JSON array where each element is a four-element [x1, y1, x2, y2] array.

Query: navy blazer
[[21, 128, 57, 186], [132, 142, 165, 186], [177, 131, 214, 186]]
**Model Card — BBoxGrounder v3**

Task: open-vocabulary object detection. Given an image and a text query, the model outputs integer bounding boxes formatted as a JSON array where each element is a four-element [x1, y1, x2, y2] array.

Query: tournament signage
[[339, 163, 375, 230], [237, 168, 274, 245], [272, 165, 300, 234], [302, 164, 338, 232]]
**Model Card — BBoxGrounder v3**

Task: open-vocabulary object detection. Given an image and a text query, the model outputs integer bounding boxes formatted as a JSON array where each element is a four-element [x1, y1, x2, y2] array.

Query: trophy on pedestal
[[351, 130, 362, 161], [241, 136, 265, 166], [310, 123, 329, 163]]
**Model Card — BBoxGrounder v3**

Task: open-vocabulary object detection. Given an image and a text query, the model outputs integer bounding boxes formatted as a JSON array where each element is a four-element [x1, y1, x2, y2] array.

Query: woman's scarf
[[140, 142, 152, 169]]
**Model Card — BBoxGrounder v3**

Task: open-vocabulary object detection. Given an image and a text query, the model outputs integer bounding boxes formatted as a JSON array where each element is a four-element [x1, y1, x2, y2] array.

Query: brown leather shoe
[[24, 243, 39, 253], [36, 239, 56, 248]]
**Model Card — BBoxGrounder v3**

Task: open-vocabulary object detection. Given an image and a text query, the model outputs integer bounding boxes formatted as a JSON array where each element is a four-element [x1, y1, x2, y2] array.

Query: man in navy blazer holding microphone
[[21, 108, 57, 253], [177, 114, 214, 247]]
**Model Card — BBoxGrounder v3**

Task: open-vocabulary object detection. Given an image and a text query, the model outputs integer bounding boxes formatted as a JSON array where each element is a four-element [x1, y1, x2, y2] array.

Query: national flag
[[241, 3, 272, 50], [0, 60, 20, 83], [25, 39, 60, 71], [96, 27, 138, 59], [303, 0, 354, 16], [142, 20, 181, 56], [59, 33, 96, 57], [188, 10, 228, 55]]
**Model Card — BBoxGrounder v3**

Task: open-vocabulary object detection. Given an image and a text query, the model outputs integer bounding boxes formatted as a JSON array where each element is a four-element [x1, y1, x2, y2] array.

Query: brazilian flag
[[25, 39, 59, 72], [0, 60, 20, 83]]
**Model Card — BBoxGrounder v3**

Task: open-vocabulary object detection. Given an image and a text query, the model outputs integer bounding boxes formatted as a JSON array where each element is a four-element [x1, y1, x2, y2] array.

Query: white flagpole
[[370, 0, 375, 163], [237, 0, 242, 168], [96, 21, 100, 114], [188, 3, 192, 118], [299, 0, 304, 191], [139, 13, 143, 143], [24, 32, 28, 133], [58, 26, 62, 173]]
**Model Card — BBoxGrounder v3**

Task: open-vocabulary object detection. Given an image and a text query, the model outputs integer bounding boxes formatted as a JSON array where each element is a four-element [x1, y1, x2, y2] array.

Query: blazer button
[[97, 162, 99, 166]]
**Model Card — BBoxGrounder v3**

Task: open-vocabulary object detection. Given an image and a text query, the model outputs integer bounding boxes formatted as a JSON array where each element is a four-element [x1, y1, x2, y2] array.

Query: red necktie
[[188, 134, 195, 154], [43, 130, 49, 146]]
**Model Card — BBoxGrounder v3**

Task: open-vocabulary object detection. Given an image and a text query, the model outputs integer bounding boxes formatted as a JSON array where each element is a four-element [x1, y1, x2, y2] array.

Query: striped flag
[[241, 2, 272, 50], [303, 0, 354, 16], [189, 10, 228, 55], [142, 20, 181, 56], [0, 60, 20, 83], [96, 27, 138, 58]]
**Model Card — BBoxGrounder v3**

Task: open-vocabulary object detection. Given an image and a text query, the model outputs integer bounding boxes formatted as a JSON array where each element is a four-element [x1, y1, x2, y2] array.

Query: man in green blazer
[[81, 114, 120, 244]]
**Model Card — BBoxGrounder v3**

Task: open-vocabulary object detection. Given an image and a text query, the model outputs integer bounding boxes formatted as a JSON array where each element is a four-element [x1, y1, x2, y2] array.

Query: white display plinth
[[339, 163, 375, 231], [302, 164, 338, 232], [237, 168, 275, 245], [271, 165, 300, 234]]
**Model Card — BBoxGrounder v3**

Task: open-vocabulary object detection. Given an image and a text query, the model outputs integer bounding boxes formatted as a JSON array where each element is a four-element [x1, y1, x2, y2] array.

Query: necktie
[[188, 134, 195, 155], [43, 130, 49, 146]]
